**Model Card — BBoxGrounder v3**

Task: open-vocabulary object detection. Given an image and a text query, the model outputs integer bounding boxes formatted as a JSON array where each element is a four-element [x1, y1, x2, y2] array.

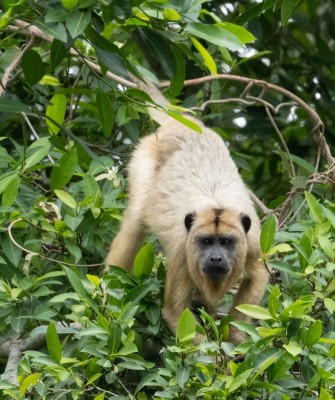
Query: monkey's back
[[128, 118, 259, 250]]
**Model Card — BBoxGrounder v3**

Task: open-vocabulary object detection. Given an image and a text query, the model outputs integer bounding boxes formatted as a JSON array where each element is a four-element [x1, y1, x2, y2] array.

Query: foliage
[[0, 0, 335, 399], [2, 193, 335, 399]]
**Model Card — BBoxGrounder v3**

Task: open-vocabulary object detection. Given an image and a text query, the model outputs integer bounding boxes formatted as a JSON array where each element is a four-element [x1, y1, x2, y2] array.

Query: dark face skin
[[197, 234, 236, 280]]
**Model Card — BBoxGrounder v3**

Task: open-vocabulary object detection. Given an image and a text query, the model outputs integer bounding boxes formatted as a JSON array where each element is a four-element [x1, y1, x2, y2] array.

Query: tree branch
[[7, 20, 137, 88], [0, 323, 82, 385], [0, 35, 35, 96], [6, 19, 334, 226]]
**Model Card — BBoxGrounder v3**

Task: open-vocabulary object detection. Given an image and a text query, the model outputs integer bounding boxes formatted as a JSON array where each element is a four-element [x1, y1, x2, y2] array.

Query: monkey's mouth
[[203, 267, 229, 280]]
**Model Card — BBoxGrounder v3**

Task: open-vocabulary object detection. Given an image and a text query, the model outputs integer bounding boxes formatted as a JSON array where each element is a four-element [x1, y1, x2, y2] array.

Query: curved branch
[[6, 20, 334, 226], [8, 218, 104, 268], [161, 75, 333, 172], [8, 20, 137, 89]]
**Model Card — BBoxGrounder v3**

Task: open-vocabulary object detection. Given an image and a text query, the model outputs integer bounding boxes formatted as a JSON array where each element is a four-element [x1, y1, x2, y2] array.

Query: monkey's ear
[[241, 214, 251, 234], [185, 212, 195, 232]]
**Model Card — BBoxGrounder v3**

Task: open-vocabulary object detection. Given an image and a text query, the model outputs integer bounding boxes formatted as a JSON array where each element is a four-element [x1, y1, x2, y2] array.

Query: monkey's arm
[[229, 260, 269, 343], [161, 256, 196, 333], [105, 206, 147, 272]]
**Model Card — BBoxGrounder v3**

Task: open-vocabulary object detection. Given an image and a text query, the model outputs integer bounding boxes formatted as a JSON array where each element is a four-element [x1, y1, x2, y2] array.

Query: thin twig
[[8, 218, 104, 268], [248, 189, 273, 215], [264, 106, 296, 179], [0, 36, 35, 96], [21, 113, 55, 164]]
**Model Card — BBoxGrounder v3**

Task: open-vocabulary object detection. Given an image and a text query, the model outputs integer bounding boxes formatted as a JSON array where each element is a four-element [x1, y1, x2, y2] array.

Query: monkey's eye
[[201, 237, 214, 246], [219, 237, 233, 246]]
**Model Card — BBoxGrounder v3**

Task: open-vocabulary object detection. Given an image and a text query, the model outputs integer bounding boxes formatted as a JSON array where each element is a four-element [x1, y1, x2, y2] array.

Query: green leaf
[[0, 172, 18, 194], [260, 214, 277, 254], [0, 96, 31, 113], [166, 110, 202, 133], [145, 303, 160, 326], [2, 232, 22, 267], [319, 235, 335, 260], [176, 367, 190, 389], [86, 373, 103, 386], [94, 46, 129, 77], [45, 8, 67, 23], [281, 0, 300, 26], [19, 373, 41, 398], [64, 238, 82, 262], [267, 351, 295, 382], [96, 91, 114, 137], [324, 298, 335, 313], [85, 25, 138, 77], [281, 298, 315, 319], [47, 322, 62, 363], [24, 137, 52, 170], [61, 0, 78, 11], [133, 243, 155, 280], [227, 368, 253, 393], [51, 39, 67, 69], [186, 22, 244, 51], [34, 20, 68, 42], [235, 0, 276, 25], [253, 349, 281, 378], [11, 308, 27, 333], [107, 321, 122, 354], [76, 326, 107, 337], [54, 189, 77, 209], [267, 243, 292, 256], [217, 22, 256, 44], [21, 49, 45, 86], [2, 174, 19, 206], [66, 9, 91, 39], [50, 149, 78, 190], [230, 321, 260, 341], [170, 45, 185, 97], [46, 93, 67, 135], [39, 75, 61, 86], [191, 37, 217, 75], [291, 154, 315, 174], [235, 304, 273, 320], [124, 283, 155, 305], [305, 320, 322, 349], [138, 29, 176, 78], [176, 308, 196, 343], [83, 174, 101, 198], [33, 304, 57, 320], [268, 285, 281, 317], [86, 274, 100, 287], [118, 343, 137, 356], [283, 343, 302, 357], [63, 266, 87, 299], [319, 388, 334, 400], [305, 191, 323, 222], [163, 8, 181, 21]]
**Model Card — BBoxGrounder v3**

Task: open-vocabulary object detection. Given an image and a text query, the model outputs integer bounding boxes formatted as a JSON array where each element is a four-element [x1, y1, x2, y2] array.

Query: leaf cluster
[[0, 0, 335, 399]]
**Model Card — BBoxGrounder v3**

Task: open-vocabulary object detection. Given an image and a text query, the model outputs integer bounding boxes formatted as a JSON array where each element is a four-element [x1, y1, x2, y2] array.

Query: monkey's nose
[[210, 256, 223, 264]]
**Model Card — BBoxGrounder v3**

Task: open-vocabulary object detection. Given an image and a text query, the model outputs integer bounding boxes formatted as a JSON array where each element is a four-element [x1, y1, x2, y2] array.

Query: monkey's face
[[185, 208, 250, 282], [195, 234, 237, 279]]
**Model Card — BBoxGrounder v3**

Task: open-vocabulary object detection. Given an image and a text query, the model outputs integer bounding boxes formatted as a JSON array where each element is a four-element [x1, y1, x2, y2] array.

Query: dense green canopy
[[0, 1, 335, 399]]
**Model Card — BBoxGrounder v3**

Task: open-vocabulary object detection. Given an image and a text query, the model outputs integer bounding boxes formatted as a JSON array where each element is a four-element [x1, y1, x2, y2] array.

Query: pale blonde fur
[[106, 80, 269, 343]]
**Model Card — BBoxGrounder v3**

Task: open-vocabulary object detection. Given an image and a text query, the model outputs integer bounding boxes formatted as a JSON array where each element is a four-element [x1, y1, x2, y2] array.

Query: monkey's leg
[[105, 206, 146, 272], [229, 260, 269, 343], [162, 261, 194, 333]]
